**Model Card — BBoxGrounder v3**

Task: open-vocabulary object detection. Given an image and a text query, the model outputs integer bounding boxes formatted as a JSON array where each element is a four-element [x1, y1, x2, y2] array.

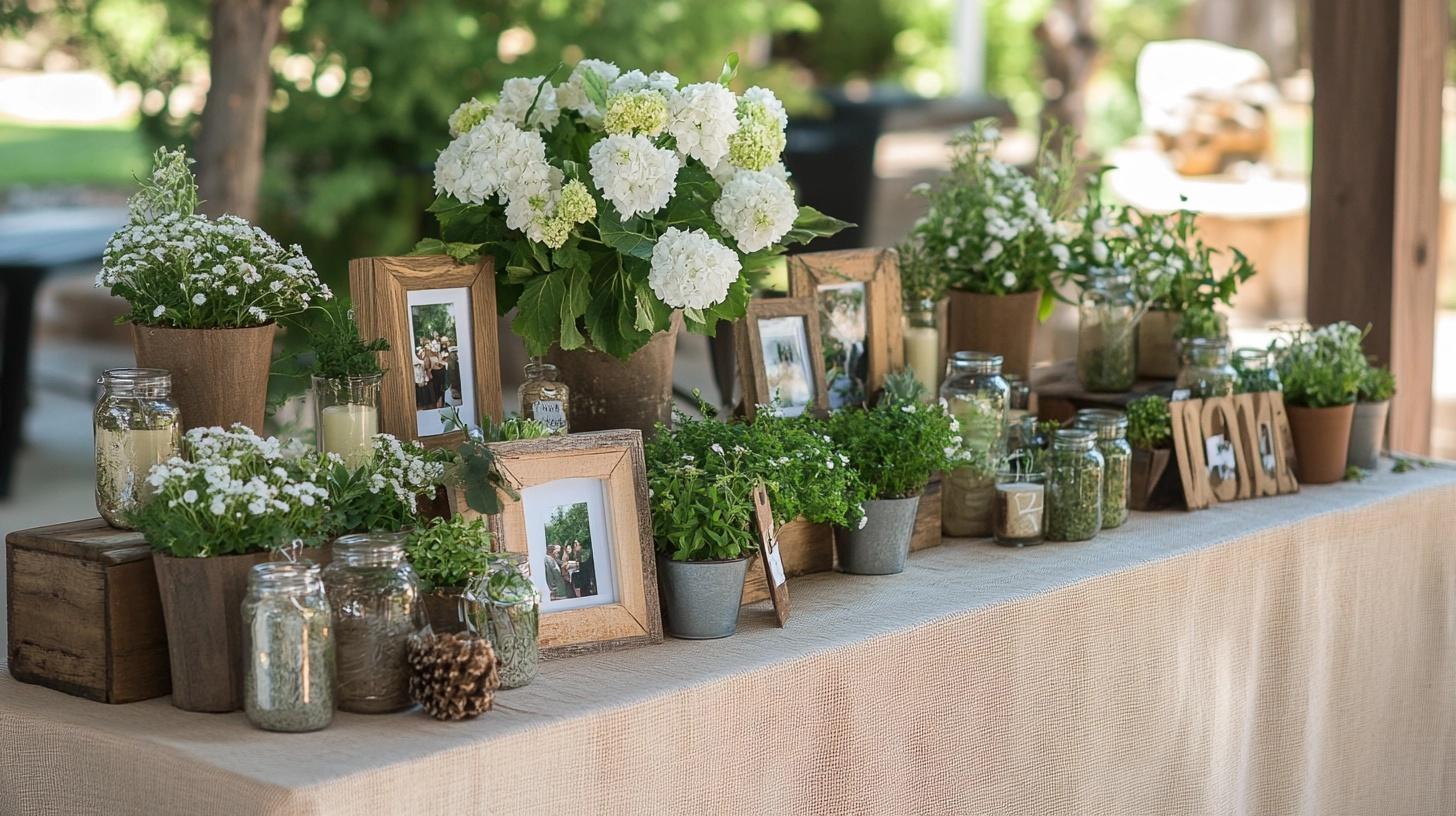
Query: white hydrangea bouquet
[[98, 148, 332, 328], [904, 119, 1076, 318], [422, 55, 849, 359]]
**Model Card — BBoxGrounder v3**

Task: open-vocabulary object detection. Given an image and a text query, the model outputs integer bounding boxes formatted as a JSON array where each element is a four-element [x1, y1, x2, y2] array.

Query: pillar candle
[[904, 325, 941, 397], [320, 403, 379, 468], [95, 427, 179, 526]]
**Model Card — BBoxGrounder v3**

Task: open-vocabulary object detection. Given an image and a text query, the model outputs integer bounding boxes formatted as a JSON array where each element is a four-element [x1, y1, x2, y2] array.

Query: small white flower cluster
[[360, 433, 448, 508]]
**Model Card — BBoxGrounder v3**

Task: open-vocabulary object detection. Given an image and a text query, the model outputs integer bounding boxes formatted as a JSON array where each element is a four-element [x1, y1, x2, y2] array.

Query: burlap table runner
[[3, 463, 1454, 815]]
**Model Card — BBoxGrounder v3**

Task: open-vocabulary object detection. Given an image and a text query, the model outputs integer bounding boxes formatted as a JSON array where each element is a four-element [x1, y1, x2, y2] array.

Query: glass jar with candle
[[313, 373, 382, 468], [1046, 428, 1104, 542], [322, 532, 427, 713], [1233, 347, 1282, 394], [903, 299, 941, 397], [993, 456, 1046, 546], [94, 368, 182, 529], [1076, 269, 1139, 392], [517, 359, 570, 434], [464, 552, 540, 689], [242, 561, 335, 733], [1176, 337, 1237, 399], [1075, 409, 1131, 529], [940, 351, 1009, 537]]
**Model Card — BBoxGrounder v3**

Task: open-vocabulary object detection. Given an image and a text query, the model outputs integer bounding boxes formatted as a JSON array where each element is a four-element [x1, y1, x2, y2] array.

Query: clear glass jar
[[242, 561, 335, 733], [313, 373, 382, 468], [902, 298, 941, 398], [1075, 409, 1130, 529], [1077, 270, 1140, 393], [94, 368, 181, 529], [1176, 337, 1237, 399], [464, 553, 540, 689], [517, 359, 570, 434], [1003, 374, 1032, 425], [1046, 428, 1104, 542], [1007, 414, 1046, 459], [993, 460, 1045, 547], [1233, 347, 1282, 394], [940, 352, 1009, 537], [322, 532, 427, 713]]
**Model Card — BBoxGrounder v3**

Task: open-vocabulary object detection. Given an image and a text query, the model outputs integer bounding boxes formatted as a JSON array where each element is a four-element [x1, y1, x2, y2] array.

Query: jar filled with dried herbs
[[323, 532, 427, 713], [464, 552, 540, 689], [940, 351, 1009, 537], [241, 561, 335, 733], [1046, 428, 1104, 542], [1075, 409, 1131, 529], [517, 359, 570, 434]]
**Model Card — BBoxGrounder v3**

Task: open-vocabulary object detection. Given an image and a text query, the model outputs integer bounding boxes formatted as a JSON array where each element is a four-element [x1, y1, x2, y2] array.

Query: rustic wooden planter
[[153, 550, 272, 713], [1129, 448, 1182, 511]]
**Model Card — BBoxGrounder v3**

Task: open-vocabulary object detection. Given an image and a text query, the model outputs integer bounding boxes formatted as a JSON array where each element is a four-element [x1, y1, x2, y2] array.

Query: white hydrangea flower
[[741, 86, 787, 130], [666, 82, 738, 168], [493, 76, 560, 131], [433, 117, 550, 206], [556, 59, 621, 123], [711, 170, 797, 253], [447, 98, 492, 138], [588, 134, 681, 218], [648, 227, 741, 310], [611, 69, 679, 96]]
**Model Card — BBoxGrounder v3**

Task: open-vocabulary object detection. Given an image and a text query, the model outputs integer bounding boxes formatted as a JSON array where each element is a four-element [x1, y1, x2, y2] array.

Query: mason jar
[[242, 561, 335, 733], [322, 532, 427, 713], [1076, 269, 1140, 392], [1233, 347, 1282, 394], [94, 368, 182, 529], [1046, 428, 1104, 542], [993, 463, 1045, 547], [940, 351, 1009, 537], [463, 552, 540, 690], [902, 298, 941, 398], [1003, 374, 1032, 425], [517, 359, 571, 434], [313, 373, 382, 469], [1075, 409, 1131, 529], [1176, 337, 1237, 399]]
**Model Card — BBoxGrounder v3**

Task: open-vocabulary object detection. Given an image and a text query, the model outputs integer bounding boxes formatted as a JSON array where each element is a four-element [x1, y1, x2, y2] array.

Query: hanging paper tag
[[766, 537, 786, 587]]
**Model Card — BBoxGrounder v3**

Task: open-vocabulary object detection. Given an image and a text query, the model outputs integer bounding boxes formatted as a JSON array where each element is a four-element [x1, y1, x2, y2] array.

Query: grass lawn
[[0, 120, 151, 188]]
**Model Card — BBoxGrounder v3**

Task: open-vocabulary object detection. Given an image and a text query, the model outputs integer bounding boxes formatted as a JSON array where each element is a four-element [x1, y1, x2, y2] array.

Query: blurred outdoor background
[[0, 0, 1454, 535]]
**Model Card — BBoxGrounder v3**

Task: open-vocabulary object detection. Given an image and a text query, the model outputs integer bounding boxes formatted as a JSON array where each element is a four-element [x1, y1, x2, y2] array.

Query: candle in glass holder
[[94, 368, 181, 529], [903, 299, 942, 398], [320, 403, 378, 467], [993, 472, 1045, 546]]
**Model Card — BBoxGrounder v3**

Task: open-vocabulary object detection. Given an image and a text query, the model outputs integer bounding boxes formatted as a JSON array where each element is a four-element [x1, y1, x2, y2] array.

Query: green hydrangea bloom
[[726, 101, 785, 171], [447, 98, 493, 138], [556, 179, 598, 225], [603, 91, 669, 137]]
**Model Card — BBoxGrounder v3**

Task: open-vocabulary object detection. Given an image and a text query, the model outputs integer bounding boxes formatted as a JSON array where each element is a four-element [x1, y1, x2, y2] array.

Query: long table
[[3, 463, 1454, 814]]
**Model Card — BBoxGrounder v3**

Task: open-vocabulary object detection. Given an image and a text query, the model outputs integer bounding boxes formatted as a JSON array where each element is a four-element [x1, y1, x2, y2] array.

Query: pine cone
[[407, 631, 500, 721]]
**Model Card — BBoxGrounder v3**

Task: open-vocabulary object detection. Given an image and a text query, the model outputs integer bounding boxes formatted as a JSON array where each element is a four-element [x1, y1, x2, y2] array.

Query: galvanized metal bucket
[[656, 555, 751, 639], [835, 495, 921, 575]]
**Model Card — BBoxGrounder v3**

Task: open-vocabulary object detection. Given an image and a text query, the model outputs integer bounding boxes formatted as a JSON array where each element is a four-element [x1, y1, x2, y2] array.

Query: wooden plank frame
[[348, 255, 504, 450], [751, 485, 789, 627], [488, 430, 662, 657], [735, 296, 831, 421], [788, 248, 905, 407]]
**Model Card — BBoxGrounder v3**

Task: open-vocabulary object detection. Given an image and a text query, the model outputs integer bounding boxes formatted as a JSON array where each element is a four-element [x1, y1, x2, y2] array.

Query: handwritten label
[[532, 400, 568, 432], [766, 537, 786, 587]]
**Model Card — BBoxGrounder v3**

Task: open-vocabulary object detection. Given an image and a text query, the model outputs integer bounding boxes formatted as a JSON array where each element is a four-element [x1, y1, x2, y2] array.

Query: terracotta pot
[[152, 550, 272, 712], [545, 315, 681, 437], [424, 587, 469, 634], [1285, 403, 1356, 484], [1137, 309, 1181, 380], [1347, 400, 1390, 470], [132, 323, 277, 432], [947, 288, 1041, 380], [1129, 447, 1182, 511]]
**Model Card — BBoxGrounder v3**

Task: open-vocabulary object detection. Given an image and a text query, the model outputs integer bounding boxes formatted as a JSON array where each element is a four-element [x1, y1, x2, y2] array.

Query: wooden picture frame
[[488, 430, 662, 657], [349, 255, 504, 450], [751, 484, 789, 627], [735, 296, 830, 420], [789, 248, 904, 408]]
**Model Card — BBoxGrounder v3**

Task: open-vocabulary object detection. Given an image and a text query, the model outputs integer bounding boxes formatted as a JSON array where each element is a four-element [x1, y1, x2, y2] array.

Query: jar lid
[[947, 350, 1003, 375], [1182, 336, 1231, 352], [333, 531, 408, 565], [248, 560, 322, 592], [1075, 408, 1128, 440], [524, 359, 560, 379], [99, 367, 171, 388], [1234, 347, 1270, 363], [1052, 427, 1097, 449]]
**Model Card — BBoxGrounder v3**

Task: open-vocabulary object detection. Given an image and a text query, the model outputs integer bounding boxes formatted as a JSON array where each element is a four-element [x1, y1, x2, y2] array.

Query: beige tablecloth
[[3, 464, 1455, 815]]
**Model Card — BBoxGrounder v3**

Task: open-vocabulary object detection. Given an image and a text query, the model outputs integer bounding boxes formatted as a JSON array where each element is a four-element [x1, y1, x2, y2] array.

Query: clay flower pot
[[152, 550, 272, 712], [545, 315, 681, 437], [947, 288, 1041, 380], [1285, 403, 1356, 484], [132, 323, 277, 432], [834, 495, 921, 575], [656, 555, 751, 639], [1346, 400, 1390, 470]]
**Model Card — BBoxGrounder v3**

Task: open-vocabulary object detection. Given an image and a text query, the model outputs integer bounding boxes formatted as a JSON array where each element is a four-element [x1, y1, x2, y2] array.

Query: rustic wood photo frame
[[1170, 393, 1298, 511], [751, 484, 789, 627], [735, 296, 830, 420], [788, 248, 905, 408], [488, 430, 662, 657], [348, 255, 504, 450]]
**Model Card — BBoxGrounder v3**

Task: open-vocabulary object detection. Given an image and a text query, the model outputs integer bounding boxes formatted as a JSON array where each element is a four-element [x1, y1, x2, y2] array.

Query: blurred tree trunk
[[1035, 0, 1097, 154], [1191, 0, 1300, 78], [195, 0, 289, 221]]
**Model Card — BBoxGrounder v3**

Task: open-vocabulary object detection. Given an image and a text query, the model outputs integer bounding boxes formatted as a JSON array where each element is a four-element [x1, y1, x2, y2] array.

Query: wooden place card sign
[[751, 485, 789, 626], [1169, 391, 1299, 511]]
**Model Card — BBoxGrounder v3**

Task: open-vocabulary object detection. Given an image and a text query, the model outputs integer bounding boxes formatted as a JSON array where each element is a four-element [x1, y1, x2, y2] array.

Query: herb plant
[[433, 411, 527, 517], [1272, 322, 1367, 408], [826, 376, 967, 499], [292, 301, 389, 381], [406, 515, 494, 591], [1133, 206, 1256, 334], [1126, 395, 1172, 450], [895, 237, 949, 306], [1358, 364, 1395, 403], [319, 434, 450, 536]]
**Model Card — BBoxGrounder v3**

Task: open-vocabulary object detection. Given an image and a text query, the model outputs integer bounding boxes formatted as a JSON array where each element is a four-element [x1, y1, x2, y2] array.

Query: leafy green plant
[[826, 380, 966, 499], [1174, 304, 1226, 341], [743, 411, 868, 527], [1358, 364, 1396, 403], [1272, 322, 1367, 408], [406, 515, 494, 591], [319, 434, 450, 536], [289, 300, 389, 381], [645, 404, 760, 562], [1343, 465, 1367, 482], [1129, 207, 1255, 335], [895, 237, 949, 306], [1126, 395, 1172, 450], [432, 411, 530, 517]]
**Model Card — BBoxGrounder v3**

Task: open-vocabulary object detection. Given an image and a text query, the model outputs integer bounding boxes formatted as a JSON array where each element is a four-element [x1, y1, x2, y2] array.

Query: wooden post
[[1308, 0, 1446, 454]]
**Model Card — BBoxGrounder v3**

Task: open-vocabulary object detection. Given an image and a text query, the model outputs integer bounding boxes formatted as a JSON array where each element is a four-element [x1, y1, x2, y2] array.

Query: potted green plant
[[825, 372, 965, 574], [1272, 322, 1367, 484], [318, 433, 450, 538], [289, 302, 389, 468], [421, 57, 849, 435], [406, 515, 495, 634], [99, 148, 332, 431], [1348, 363, 1395, 470], [904, 119, 1077, 379], [129, 425, 330, 712], [1125, 395, 1180, 510]]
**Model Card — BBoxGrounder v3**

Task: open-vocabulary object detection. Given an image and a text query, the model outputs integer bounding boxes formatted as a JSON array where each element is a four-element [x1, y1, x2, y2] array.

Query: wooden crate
[[7, 519, 170, 703]]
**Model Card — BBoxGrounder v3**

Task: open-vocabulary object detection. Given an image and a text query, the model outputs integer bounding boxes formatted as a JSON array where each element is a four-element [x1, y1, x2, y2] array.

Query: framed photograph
[[788, 248, 904, 409], [736, 296, 830, 420], [490, 430, 662, 656], [349, 255, 504, 449]]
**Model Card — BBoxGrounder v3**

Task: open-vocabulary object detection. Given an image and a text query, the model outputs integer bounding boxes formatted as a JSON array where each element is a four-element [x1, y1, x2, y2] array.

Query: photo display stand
[[752, 484, 790, 626], [1169, 391, 1299, 510]]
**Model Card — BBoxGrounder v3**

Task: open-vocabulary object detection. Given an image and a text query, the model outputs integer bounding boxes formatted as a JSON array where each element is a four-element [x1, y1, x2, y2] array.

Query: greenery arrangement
[[423, 56, 849, 360], [98, 147, 332, 329], [1272, 322, 1367, 408], [1126, 395, 1172, 450], [1132, 208, 1255, 341], [291, 300, 389, 381], [434, 411, 540, 517], [895, 237, 949, 307], [406, 516, 494, 591], [826, 371, 966, 500], [1358, 364, 1396, 403], [319, 434, 450, 536]]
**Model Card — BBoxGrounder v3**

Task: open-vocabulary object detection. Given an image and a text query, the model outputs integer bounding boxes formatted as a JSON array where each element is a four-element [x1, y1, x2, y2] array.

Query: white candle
[[95, 427, 179, 526], [994, 481, 1045, 542], [904, 325, 941, 397], [320, 403, 379, 468]]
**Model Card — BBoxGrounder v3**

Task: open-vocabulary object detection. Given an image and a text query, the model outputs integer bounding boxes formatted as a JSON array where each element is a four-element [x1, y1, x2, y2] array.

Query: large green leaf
[[781, 206, 854, 247], [513, 266, 590, 355], [584, 258, 658, 359], [410, 237, 484, 263], [598, 206, 657, 260]]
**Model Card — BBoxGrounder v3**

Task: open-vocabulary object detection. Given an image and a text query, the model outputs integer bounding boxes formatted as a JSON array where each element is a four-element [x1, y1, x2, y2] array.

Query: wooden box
[[7, 519, 170, 703]]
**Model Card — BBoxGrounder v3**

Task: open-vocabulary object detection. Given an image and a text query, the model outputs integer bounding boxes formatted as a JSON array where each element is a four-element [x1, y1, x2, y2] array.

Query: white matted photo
[[521, 477, 617, 613], [815, 281, 868, 410], [407, 287, 477, 436], [758, 315, 817, 417]]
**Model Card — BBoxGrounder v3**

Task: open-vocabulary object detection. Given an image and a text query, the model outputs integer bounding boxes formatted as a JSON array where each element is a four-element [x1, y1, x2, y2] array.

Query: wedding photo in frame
[[736, 296, 830, 420], [788, 248, 904, 409], [348, 255, 504, 449], [489, 430, 662, 657]]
